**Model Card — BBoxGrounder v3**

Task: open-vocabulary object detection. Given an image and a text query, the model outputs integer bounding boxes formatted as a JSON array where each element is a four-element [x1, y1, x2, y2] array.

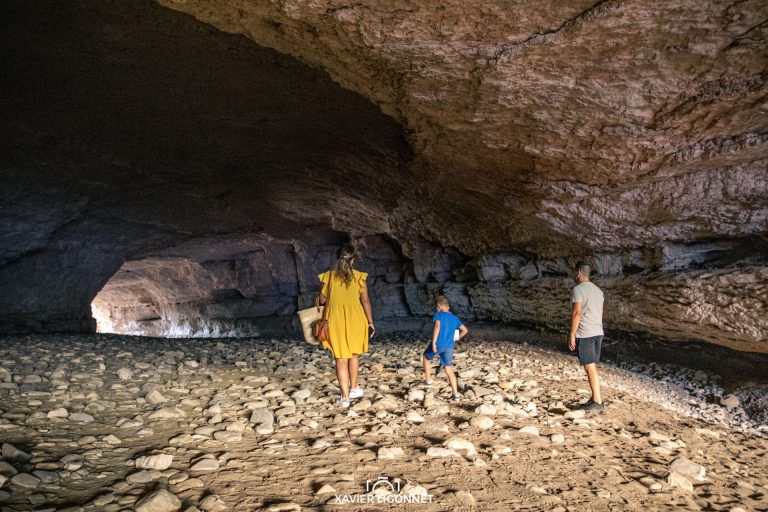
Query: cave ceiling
[[157, 0, 768, 256]]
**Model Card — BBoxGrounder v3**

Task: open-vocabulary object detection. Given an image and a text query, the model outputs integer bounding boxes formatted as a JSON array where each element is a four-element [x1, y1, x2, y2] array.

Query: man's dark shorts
[[576, 335, 603, 365]]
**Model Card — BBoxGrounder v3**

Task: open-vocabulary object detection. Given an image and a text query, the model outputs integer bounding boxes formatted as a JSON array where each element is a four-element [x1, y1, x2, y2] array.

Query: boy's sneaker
[[338, 397, 351, 409], [578, 398, 595, 410], [418, 380, 433, 388], [581, 401, 605, 412], [450, 393, 461, 401], [349, 386, 364, 399]]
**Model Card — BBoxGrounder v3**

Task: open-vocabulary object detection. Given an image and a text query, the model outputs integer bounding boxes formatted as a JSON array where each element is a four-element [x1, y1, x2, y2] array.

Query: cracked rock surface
[[1, 0, 767, 350]]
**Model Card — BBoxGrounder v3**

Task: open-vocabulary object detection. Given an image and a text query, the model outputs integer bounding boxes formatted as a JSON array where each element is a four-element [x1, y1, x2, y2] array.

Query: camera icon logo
[[365, 476, 402, 494]]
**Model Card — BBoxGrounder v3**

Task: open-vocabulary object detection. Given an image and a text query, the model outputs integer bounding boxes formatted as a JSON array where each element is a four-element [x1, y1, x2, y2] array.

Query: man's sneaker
[[349, 386, 364, 399], [338, 397, 351, 409], [581, 401, 604, 412]]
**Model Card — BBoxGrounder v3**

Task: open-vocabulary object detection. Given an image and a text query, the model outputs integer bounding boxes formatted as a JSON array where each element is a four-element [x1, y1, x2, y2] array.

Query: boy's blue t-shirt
[[433, 311, 463, 350]]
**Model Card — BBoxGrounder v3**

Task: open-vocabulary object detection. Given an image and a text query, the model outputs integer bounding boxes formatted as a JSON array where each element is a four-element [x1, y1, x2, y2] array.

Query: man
[[568, 262, 605, 411]]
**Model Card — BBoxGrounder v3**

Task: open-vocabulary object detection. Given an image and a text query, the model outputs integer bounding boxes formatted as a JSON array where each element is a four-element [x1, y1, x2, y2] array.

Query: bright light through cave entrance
[[90, 299, 114, 334]]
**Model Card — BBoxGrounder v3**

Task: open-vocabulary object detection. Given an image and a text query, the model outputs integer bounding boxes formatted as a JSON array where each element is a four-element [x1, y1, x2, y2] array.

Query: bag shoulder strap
[[321, 268, 333, 320]]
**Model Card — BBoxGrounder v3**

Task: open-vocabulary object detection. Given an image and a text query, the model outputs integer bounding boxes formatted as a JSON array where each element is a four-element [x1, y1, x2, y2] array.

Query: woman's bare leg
[[336, 358, 350, 399], [349, 354, 360, 390]]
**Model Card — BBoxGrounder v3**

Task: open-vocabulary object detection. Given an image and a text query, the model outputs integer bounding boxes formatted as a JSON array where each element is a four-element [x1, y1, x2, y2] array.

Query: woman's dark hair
[[333, 245, 356, 286]]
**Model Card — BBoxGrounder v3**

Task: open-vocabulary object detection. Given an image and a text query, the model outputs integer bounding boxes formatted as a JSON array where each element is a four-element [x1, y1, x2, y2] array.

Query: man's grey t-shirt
[[571, 281, 604, 338]]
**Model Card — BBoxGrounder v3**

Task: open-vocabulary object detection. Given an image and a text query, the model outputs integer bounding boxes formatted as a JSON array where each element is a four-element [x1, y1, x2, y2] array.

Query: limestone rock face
[[1, 0, 766, 351], [157, 0, 768, 256]]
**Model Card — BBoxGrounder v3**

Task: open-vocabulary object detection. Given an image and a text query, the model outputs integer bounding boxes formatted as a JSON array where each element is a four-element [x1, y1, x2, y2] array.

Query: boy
[[421, 295, 468, 400]]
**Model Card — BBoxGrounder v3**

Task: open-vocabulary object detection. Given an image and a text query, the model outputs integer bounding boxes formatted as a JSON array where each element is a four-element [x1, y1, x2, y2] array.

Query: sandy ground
[[0, 334, 766, 512]]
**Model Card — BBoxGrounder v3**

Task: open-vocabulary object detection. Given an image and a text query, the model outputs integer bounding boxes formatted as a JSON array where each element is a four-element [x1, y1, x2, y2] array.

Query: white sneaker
[[338, 397, 351, 409], [349, 386, 364, 399]]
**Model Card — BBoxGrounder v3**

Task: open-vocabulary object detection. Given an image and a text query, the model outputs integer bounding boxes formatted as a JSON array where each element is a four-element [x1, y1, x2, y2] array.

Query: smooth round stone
[[11, 473, 41, 489], [519, 426, 540, 436], [134, 489, 181, 512], [377, 447, 405, 460], [291, 389, 311, 400], [315, 484, 336, 495], [190, 459, 219, 472], [135, 454, 173, 471], [47, 407, 69, 419], [250, 409, 274, 426], [168, 472, 189, 485], [470, 416, 494, 430], [70, 412, 95, 423], [406, 411, 425, 423], [426, 447, 459, 458], [213, 431, 242, 443], [126, 470, 161, 484], [475, 403, 497, 415], [444, 438, 477, 457]]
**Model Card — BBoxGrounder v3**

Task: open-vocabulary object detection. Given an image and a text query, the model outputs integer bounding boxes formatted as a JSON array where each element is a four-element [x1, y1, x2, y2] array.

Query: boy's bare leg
[[444, 365, 459, 395], [336, 358, 350, 399], [349, 354, 359, 390], [422, 356, 432, 383], [584, 363, 602, 404]]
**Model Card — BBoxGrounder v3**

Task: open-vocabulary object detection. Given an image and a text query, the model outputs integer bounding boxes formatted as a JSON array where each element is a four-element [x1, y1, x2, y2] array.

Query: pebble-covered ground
[[0, 334, 766, 512]]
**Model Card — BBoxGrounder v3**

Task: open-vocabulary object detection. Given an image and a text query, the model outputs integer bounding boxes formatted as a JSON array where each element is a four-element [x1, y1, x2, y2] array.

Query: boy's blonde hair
[[436, 295, 450, 308]]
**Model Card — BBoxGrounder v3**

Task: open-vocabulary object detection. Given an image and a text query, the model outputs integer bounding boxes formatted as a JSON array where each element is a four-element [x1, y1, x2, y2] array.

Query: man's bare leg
[[444, 365, 459, 395], [336, 358, 350, 399], [349, 354, 359, 390], [584, 363, 602, 404]]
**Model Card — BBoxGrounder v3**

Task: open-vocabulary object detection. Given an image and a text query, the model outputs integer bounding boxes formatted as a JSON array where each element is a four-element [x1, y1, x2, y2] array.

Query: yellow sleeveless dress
[[318, 269, 369, 358]]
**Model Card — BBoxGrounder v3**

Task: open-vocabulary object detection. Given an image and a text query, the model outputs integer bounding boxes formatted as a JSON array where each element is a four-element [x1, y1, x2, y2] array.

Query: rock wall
[[93, 232, 768, 352], [0, 0, 766, 353]]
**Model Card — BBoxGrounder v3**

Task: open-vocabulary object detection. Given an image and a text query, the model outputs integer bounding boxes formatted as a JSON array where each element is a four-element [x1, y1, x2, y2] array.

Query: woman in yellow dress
[[319, 245, 374, 408]]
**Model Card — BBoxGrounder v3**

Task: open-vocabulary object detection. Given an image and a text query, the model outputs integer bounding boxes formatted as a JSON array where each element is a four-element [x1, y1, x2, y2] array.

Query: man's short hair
[[436, 295, 450, 307], [575, 262, 591, 277]]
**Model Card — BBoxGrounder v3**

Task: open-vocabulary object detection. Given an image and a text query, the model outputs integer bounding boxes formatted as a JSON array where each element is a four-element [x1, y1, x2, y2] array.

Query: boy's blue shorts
[[424, 345, 454, 366]]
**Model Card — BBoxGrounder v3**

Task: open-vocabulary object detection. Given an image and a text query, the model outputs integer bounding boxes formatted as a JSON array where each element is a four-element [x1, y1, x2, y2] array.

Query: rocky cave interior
[[2, 0, 767, 359]]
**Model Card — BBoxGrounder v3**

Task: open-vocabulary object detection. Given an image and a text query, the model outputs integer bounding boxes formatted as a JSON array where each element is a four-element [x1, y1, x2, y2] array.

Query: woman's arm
[[360, 284, 374, 326]]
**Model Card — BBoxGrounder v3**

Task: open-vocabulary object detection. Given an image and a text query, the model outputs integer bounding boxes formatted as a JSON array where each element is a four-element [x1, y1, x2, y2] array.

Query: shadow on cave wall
[[0, 0, 411, 334]]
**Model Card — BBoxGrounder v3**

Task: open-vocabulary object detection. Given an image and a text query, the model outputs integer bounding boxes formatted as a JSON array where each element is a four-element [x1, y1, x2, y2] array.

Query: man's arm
[[432, 320, 440, 352], [569, 302, 582, 351]]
